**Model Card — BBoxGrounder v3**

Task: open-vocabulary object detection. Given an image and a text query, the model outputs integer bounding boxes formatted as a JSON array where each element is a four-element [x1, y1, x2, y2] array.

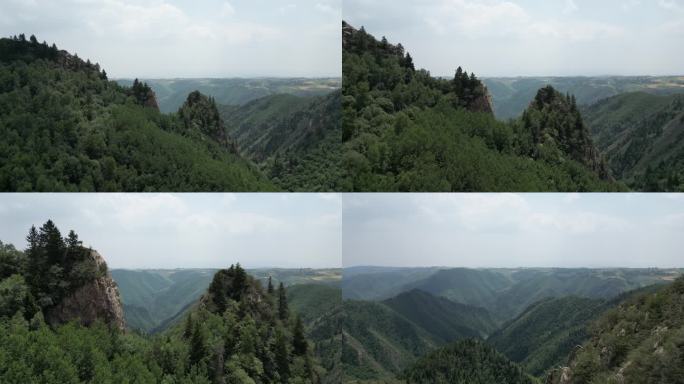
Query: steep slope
[[0, 36, 273, 191], [383, 289, 498, 340], [488, 296, 607, 376], [584, 92, 684, 191], [220, 90, 343, 191], [342, 22, 620, 191], [401, 339, 537, 384], [339, 300, 439, 380], [546, 277, 684, 384], [46, 250, 125, 331], [0, 220, 125, 330]]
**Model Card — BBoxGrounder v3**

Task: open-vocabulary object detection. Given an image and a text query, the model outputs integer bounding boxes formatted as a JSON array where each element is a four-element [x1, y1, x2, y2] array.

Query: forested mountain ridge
[[0, 227, 325, 382], [546, 276, 684, 383], [341, 22, 621, 191], [220, 90, 344, 191], [0, 35, 274, 191], [583, 92, 684, 191]]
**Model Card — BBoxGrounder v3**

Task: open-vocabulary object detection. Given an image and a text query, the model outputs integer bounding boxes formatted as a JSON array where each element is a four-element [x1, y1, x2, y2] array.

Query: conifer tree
[[277, 282, 288, 321], [292, 315, 307, 356], [267, 276, 274, 294], [275, 329, 290, 383], [189, 322, 207, 367]]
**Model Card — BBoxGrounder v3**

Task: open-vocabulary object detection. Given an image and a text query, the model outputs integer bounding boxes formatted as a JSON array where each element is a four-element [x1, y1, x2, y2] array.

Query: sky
[[0, 0, 341, 78], [344, 0, 684, 77], [343, 193, 684, 268], [0, 193, 341, 269]]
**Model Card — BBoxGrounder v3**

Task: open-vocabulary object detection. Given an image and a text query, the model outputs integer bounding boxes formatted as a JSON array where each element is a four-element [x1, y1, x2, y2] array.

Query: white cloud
[[563, 0, 578, 14]]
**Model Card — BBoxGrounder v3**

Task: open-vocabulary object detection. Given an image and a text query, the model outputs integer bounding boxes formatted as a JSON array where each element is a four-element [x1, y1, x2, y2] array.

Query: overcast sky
[[344, 0, 684, 77], [343, 194, 684, 268], [0, 194, 341, 269], [0, 0, 340, 78]]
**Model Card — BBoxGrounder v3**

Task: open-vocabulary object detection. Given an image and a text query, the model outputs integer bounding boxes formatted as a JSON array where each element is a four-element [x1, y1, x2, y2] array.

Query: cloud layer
[[344, 0, 684, 76], [0, 0, 341, 77], [343, 194, 684, 268]]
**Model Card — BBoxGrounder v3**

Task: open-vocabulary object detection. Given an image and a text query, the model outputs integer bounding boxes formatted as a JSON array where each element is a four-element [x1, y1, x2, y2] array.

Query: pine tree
[[292, 316, 307, 356], [404, 52, 415, 71], [267, 276, 274, 294], [189, 322, 208, 367], [278, 282, 289, 321], [66, 230, 80, 249], [183, 314, 194, 339], [231, 263, 247, 300], [275, 329, 290, 383]]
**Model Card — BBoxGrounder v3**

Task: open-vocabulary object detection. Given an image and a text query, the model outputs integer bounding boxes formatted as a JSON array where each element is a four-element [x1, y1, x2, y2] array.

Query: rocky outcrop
[[179, 91, 233, 150], [522, 86, 610, 180], [46, 250, 125, 331]]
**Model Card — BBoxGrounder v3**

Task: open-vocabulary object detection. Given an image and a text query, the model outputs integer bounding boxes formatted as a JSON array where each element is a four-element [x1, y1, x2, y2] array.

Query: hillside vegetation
[[546, 276, 684, 383], [342, 22, 620, 191], [488, 296, 608, 376], [584, 92, 684, 191], [0, 35, 274, 191], [220, 91, 344, 191]]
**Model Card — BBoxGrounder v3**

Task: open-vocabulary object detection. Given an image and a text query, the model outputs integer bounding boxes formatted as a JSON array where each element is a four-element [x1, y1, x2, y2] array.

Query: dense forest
[[0, 35, 346, 192], [401, 339, 536, 384], [341, 22, 621, 192], [0, 222, 326, 383]]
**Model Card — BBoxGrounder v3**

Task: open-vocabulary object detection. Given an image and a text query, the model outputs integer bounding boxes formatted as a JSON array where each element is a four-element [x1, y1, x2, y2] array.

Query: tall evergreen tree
[[275, 329, 290, 383], [292, 315, 307, 356], [189, 322, 208, 367], [277, 282, 288, 321], [231, 263, 247, 301], [267, 276, 274, 294]]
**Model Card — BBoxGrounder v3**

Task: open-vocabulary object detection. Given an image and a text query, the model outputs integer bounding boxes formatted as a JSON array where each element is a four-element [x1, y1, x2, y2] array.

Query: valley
[[337, 266, 683, 383]]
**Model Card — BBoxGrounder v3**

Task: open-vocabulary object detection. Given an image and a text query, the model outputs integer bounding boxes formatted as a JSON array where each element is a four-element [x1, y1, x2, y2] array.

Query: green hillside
[[220, 91, 344, 191], [488, 296, 608, 376], [342, 22, 619, 192], [401, 339, 537, 384], [111, 269, 215, 332], [0, 35, 274, 192], [383, 289, 497, 340], [484, 76, 684, 120], [583, 92, 684, 191], [546, 277, 684, 383], [117, 77, 341, 113]]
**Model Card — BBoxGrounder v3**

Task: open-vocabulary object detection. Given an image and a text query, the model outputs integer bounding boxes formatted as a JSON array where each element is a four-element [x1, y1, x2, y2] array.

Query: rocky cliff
[[47, 250, 125, 331]]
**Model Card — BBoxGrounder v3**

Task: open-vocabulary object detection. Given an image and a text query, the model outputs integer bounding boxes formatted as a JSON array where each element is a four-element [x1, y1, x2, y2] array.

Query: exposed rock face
[[46, 250, 125, 331]]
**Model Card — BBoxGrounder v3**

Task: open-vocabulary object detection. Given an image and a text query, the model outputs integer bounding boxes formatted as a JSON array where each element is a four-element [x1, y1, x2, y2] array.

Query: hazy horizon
[[344, 0, 684, 77]]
